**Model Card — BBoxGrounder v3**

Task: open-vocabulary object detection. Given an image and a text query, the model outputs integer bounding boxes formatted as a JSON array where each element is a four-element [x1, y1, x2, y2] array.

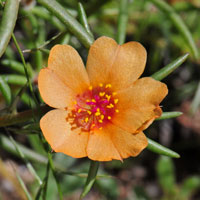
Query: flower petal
[[109, 124, 148, 158], [112, 77, 168, 133], [38, 68, 75, 109], [87, 129, 122, 161], [40, 109, 89, 158], [86, 36, 147, 91], [48, 44, 90, 94]]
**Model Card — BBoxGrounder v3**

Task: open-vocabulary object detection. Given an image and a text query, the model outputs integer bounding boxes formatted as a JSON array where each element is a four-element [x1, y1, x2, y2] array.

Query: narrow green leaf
[[190, 81, 200, 115], [116, 0, 129, 45], [16, 173, 33, 200], [12, 34, 38, 105], [0, 74, 27, 85], [179, 176, 200, 199], [80, 160, 99, 199], [149, 0, 199, 59], [0, 76, 11, 105], [0, 135, 47, 164], [0, 135, 65, 171], [151, 53, 189, 81], [156, 111, 183, 120], [78, 3, 93, 37], [0, 0, 19, 57], [147, 138, 180, 158], [9, 135, 42, 186], [37, 0, 94, 48], [31, 6, 65, 31], [1, 59, 25, 74]]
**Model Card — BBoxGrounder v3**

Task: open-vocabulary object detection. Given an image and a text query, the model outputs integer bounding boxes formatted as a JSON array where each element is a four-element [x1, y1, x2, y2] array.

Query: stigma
[[67, 83, 119, 132]]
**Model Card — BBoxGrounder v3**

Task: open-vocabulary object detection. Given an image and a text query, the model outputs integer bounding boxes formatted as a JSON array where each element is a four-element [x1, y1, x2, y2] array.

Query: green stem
[[48, 152, 63, 200], [11, 34, 38, 105], [0, 105, 50, 127], [116, 0, 129, 44], [0, 0, 19, 57], [37, 0, 94, 48], [80, 160, 99, 199]]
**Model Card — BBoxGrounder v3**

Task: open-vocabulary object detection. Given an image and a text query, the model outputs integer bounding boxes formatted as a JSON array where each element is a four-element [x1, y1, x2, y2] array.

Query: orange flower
[[38, 36, 168, 161]]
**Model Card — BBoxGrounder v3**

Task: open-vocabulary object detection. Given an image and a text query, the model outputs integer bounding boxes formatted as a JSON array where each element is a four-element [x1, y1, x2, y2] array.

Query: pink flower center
[[68, 83, 119, 132]]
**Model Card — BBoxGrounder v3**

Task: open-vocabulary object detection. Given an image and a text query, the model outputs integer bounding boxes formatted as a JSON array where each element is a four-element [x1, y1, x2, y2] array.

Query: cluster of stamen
[[67, 83, 119, 132]]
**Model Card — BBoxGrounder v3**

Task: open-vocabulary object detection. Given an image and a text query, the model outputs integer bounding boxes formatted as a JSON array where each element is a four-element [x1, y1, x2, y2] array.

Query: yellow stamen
[[99, 83, 103, 87], [114, 99, 119, 104], [108, 116, 111, 120], [99, 92, 105, 97], [88, 86, 93, 90], [73, 100, 77, 105], [105, 84, 112, 88], [99, 127, 103, 130], [99, 119, 103, 123], [95, 112, 101, 116], [78, 108, 82, 113], [86, 99, 90, 102], [106, 95, 111, 101], [91, 99, 96, 102], [115, 109, 119, 113], [100, 115, 104, 120], [87, 111, 92, 115], [107, 103, 114, 108], [85, 117, 89, 123], [112, 92, 117, 96], [97, 108, 100, 112], [91, 124, 95, 128]]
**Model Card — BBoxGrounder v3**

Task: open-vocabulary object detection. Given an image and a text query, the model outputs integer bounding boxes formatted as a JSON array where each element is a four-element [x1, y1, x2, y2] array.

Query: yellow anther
[[73, 100, 77, 105], [97, 108, 100, 112], [99, 127, 103, 130], [108, 116, 111, 120], [107, 103, 114, 108], [105, 84, 112, 88], [88, 86, 93, 90], [91, 99, 96, 102], [95, 112, 101, 116], [99, 92, 105, 97], [86, 99, 90, 102], [85, 117, 89, 123], [115, 109, 119, 113], [106, 95, 111, 101], [99, 119, 103, 123], [91, 124, 95, 128], [112, 92, 117, 96], [99, 83, 103, 87], [78, 108, 82, 113], [87, 111, 92, 115], [100, 115, 104, 120], [114, 99, 119, 104]]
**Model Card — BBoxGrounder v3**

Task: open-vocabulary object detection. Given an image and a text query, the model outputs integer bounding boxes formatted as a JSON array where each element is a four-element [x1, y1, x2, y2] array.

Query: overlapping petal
[[48, 44, 90, 94], [38, 68, 76, 109], [86, 36, 147, 91], [87, 128, 122, 161], [112, 77, 168, 133], [40, 109, 89, 158], [87, 124, 148, 161]]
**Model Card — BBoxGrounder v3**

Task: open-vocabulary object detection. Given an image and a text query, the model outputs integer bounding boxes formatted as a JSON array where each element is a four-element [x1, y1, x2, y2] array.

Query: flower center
[[67, 83, 119, 132]]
